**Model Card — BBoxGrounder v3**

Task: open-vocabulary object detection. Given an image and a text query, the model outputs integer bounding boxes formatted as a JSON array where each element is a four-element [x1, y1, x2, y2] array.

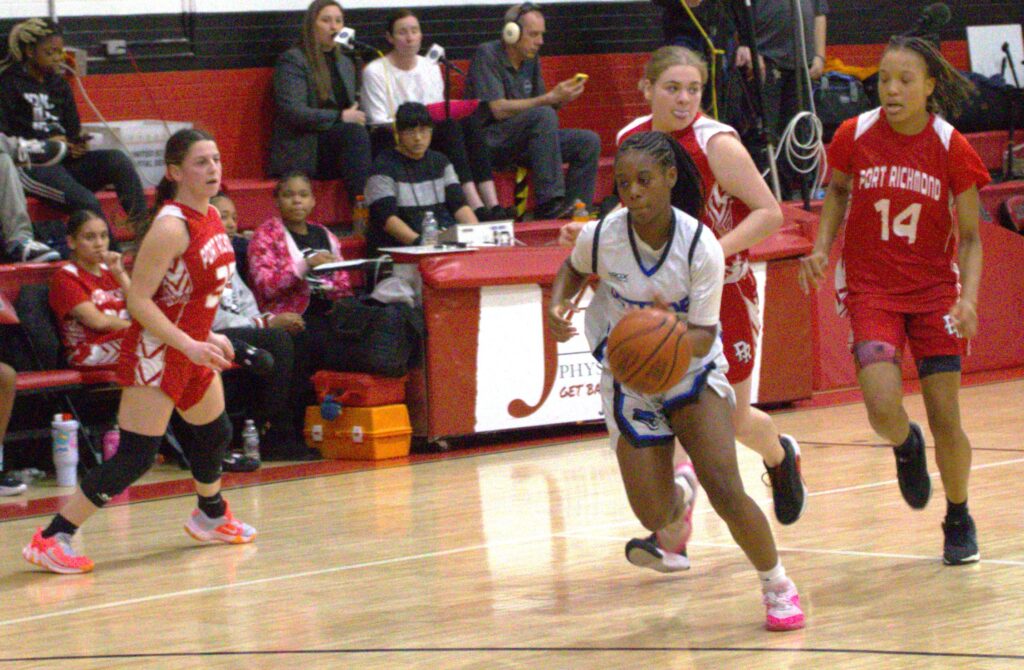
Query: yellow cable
[[678, 0, 725, 119]]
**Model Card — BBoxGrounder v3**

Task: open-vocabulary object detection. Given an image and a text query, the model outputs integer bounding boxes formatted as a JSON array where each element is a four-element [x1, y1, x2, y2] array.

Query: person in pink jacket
[[248, 172, 355, 404]]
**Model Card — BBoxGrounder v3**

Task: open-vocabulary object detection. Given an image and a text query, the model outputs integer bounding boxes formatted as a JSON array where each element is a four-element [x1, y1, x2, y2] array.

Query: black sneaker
[[533, 198, 574, 221], [763, 435, 807, 525], [0, 134, 66, 167], [942, 514, 980, 565], [10, 239, 60, 263], [894, 422, 931, 509], [624, 533, 690, 573], [0, 473, 27, 496], [489, 205, 517, 221]]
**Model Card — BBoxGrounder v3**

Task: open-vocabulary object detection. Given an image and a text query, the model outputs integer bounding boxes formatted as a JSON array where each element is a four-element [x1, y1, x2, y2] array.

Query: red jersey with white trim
[[828, 108, 990, 312], [118, 202, 235, 389], [49, 261, 128, 368], [617, 113, 751, 283]]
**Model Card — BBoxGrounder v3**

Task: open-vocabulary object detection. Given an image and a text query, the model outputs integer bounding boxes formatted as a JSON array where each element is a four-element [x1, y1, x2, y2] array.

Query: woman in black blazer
[[269, 0, 372, 203]]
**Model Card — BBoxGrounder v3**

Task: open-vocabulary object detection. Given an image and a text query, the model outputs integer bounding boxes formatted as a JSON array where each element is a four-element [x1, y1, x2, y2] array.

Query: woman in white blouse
[[361, 10, 511, 221]]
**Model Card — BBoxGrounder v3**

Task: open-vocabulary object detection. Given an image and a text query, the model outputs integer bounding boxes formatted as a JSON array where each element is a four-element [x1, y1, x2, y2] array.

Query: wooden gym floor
[[0, 377, 1022, 669]]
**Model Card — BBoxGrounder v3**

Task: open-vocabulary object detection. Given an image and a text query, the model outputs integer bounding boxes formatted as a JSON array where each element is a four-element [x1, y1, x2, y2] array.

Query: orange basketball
[[607, 307, 692, 395]]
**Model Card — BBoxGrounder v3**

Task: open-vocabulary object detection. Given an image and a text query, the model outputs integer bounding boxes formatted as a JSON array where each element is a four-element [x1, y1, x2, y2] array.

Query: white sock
[[758, 561, 787, 589]]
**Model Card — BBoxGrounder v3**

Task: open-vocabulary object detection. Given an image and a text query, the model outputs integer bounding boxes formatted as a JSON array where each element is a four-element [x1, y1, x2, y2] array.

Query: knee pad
[[185, 413, 232, 484], [853, 340, 900, 369], [80, 431, 162, 507], [917, 355, 961, 378]]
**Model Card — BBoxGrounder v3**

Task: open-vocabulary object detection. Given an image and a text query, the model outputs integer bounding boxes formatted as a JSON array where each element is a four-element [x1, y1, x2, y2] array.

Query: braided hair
[[617, 131, 705, 222], [0, 18, 61, 75], [884, 35, 975, 120]]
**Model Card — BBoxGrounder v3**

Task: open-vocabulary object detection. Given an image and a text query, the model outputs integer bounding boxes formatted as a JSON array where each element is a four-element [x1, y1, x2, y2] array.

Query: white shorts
[[602, 354, 735, 450]]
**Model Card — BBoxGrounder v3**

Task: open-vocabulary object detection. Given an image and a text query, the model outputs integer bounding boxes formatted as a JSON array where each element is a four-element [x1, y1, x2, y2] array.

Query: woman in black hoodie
[[0, 19, 147, 243]]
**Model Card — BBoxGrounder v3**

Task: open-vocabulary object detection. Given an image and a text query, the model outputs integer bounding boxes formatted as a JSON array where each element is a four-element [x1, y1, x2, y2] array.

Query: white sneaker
[[625, 533, 691, 573], [0, 473, 27, 496], [0, 134, 66, 167], [11, 239, 61, 263]]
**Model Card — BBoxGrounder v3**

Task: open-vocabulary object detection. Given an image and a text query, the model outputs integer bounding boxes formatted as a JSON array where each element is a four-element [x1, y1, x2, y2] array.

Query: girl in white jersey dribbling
[[562, 46, 806, 540], [549, 131, 804, 631]]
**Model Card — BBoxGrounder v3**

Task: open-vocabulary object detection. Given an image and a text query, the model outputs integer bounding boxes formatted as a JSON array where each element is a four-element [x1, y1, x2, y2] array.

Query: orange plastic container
[[304, 404, 412, 460]]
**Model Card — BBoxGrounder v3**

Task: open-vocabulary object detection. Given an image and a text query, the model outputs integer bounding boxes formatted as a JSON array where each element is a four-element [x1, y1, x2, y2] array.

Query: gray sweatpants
[[0, 149, 33, 255]]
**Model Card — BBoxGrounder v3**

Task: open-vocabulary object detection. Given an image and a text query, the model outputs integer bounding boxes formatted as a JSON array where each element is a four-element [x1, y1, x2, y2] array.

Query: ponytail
[[884, 35, 976, 120], [137, 127, 216, 240]]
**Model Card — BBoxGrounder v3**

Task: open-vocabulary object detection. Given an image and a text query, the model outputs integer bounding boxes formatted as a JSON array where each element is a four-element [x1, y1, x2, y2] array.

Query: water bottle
[[572, 200, 589, 223], [352, 194, 369, 236], [51, 413, 79, 487], [242, 419, 260, 463], [102, 425, 120, 461], [420, 210, 439, 247]]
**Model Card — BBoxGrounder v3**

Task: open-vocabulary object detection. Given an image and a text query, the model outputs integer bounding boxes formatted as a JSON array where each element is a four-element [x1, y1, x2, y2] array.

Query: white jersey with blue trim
[[569, 206, 725, 372]]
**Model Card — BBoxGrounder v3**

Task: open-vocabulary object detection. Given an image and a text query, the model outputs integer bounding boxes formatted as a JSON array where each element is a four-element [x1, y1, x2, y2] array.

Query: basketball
[[606, 307, 692, 394]]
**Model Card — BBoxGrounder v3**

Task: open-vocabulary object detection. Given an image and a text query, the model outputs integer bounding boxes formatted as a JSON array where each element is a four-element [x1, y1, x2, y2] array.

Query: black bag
[[328, 296, 424, 377], [813, 73, 873, 142], [6, 284, 63, 372], [951, 72, 1020, 133]]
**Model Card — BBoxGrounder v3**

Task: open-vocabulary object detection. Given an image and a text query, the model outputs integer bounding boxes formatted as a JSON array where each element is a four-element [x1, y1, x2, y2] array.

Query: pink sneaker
[[763, 578, 805, 631], [184, 502, 256, 544], [22, 528, 94, 574]]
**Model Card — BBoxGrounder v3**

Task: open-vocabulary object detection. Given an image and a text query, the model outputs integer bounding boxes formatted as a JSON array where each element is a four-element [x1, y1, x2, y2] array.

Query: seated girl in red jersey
[[48, 210, 131, 369], [800, 36, 988, 566], [23, 129, 257, 574]]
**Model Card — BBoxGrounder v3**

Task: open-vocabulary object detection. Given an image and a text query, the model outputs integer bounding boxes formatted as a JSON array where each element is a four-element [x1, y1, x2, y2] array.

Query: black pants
[[316, 122, 372, 203], [20, 149, 147, 245], [757, 62, 812, 197], [218, 326, 296, 430]]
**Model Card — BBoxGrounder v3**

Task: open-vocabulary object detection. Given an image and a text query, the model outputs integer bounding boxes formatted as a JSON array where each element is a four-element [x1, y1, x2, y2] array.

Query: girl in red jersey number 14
[[799, 36, 988, 565]]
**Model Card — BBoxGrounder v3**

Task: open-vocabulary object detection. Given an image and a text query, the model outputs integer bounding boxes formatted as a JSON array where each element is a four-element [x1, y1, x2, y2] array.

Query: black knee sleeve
[[917, 355, 961, 378], [80, 431, 162, 507], [185, 413, 232, 484]]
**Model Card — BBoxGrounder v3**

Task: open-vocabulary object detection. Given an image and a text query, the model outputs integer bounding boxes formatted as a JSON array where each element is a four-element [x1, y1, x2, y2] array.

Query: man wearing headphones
[[465, 3, 600, 220]]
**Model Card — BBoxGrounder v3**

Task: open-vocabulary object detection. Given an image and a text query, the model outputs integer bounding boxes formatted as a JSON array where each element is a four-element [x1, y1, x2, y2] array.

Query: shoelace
[[763, 589, 798, 611]]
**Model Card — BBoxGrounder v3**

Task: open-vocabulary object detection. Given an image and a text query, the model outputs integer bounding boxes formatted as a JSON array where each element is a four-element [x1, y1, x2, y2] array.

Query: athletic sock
[[197, 492, 226, 519], [946, 499, 968, 523], [41, 514, 79, 539], [758, 561, 787, 590]]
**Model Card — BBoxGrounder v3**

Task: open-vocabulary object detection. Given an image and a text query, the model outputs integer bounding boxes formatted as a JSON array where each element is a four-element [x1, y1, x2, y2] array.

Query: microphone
[[227, 337, 275, 377], [902, 2, 951, 38], [334, 27, 377, 56], [426, 43, 466, 76]]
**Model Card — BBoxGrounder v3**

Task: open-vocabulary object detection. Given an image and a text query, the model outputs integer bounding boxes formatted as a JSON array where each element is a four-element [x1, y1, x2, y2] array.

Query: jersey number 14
[[874, 199, 921, 244]]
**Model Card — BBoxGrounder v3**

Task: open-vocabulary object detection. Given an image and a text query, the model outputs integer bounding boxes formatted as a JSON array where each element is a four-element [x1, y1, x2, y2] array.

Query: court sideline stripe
[[1, 646, 1023, 662], [3, 454, 1024, 629]]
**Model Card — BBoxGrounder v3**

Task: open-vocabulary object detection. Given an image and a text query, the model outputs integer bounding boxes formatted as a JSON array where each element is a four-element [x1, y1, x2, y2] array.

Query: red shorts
[[847, 301, 965, 364], [719, 272, 759, 385], [116, 330, 215, 411]]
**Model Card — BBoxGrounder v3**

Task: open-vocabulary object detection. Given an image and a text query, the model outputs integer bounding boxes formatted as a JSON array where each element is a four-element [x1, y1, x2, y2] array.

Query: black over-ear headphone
[[501, 3, 540, 45]]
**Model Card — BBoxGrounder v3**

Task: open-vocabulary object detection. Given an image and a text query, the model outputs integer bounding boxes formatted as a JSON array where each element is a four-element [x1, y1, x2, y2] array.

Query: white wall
[[2, 0, 628, 20]]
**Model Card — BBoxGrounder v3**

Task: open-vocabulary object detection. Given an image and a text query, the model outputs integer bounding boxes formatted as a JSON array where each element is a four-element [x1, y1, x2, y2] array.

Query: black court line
[[800, 440, 1024, 454], [2, 646, 1024, 663]]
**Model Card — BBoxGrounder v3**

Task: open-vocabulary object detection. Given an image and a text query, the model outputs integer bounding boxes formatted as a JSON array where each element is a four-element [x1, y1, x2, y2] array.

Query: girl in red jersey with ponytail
[[24, 129, 257, 574], [800, 36, 987, 565]]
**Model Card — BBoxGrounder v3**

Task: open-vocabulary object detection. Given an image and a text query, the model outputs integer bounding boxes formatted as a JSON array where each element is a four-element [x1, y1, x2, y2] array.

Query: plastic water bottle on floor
[[51, 413, 79, 487], [242, 419, 261, 464], [421, 211, 439, 247]]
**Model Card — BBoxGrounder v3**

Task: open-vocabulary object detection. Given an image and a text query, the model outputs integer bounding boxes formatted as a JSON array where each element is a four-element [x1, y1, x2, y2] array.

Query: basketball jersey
[[828, 108, 990, 312], [617, 113, 752, 283], [570, 206, 725, 370], [119, 202, 235, 387], [49, 262, 128, 368]]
